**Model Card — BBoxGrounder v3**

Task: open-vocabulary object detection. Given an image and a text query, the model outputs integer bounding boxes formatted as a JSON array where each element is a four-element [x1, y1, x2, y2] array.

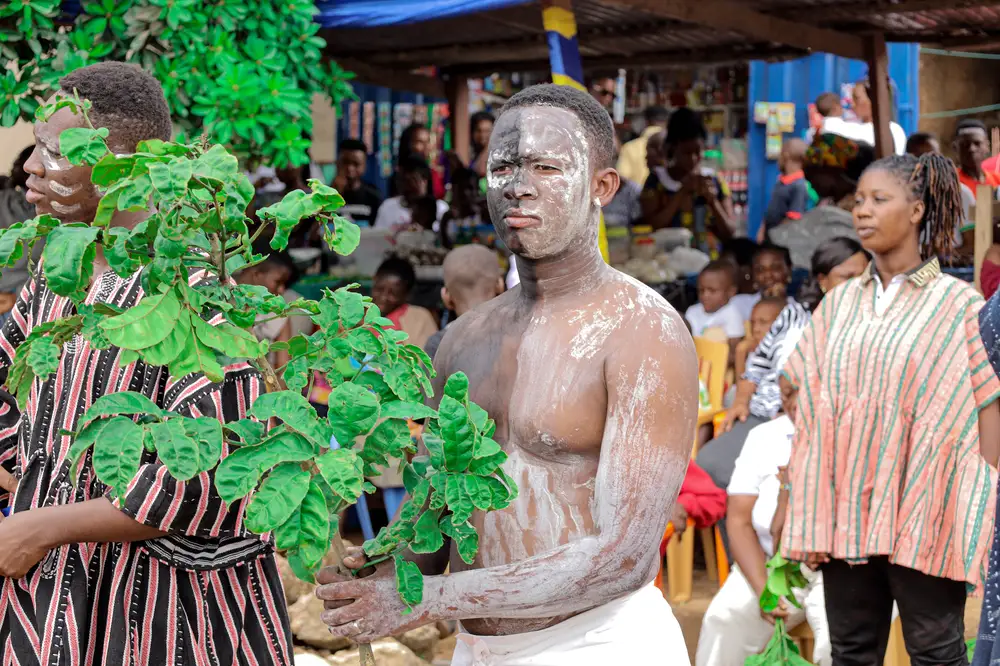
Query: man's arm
[[319, 316, 699, 631]]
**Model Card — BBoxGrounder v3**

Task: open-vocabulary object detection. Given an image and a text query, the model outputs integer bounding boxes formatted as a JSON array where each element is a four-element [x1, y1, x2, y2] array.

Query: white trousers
[[450, 583, 689, 666], [696, 565, 831, 666]]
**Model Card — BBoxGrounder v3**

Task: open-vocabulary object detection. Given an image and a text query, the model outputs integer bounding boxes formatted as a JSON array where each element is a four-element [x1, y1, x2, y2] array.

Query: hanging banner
[[362, 101, 376, 155], [393, 103, 413, 157], [348, 101, 361, 139], [378, 102, 393, 177]]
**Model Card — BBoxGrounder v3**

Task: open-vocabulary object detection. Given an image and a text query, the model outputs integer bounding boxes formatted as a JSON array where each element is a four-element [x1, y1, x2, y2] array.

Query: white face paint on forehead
[[486, 106, 599, 260]]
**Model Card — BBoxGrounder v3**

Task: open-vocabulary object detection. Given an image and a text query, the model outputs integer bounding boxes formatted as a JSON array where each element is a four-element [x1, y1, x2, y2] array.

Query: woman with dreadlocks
[[780, 152, 1000, 666]]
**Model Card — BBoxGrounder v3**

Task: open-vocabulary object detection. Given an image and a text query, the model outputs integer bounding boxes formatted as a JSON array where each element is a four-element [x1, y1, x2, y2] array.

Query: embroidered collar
[[779, 170, 805, 185], [860, 257, 940, 287]]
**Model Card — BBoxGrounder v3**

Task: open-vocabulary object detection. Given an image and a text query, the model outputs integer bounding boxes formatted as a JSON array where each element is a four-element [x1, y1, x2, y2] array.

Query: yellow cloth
[[598, 213, 609, 263], [616, 126, 662, 186]]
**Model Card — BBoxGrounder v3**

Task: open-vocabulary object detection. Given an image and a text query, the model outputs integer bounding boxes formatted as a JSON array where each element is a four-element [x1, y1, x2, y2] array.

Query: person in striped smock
[[782, 152, 1000, 666], [0, 63, 293, 666]]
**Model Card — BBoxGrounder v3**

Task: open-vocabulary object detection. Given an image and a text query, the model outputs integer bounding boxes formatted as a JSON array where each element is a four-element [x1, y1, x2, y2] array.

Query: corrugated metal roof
[[322, 0, 1000, 74]]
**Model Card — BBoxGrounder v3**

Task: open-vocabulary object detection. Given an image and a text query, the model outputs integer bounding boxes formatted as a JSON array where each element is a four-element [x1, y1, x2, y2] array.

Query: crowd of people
[[5, 59, 1000, 666]]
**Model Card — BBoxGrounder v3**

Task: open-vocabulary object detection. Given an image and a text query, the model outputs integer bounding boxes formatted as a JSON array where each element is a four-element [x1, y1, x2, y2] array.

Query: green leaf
[[468, 437, 506, 476], [141, 310, 193, 367], [329, 215, 360, 256], [150, 418, 201, 481], [78, 304, 112, 350], [445, 475, 475, 524], [275, 476, 330, 557], [168, 334, 224, 383], [438, 396, 476, 472], [183, 416, 224, 473], [27, 337, 60, 378], [411, 509, 444, 554], [59, 126, 109, 166], [394, 555, 423, 611], [42, 225, 100, 298], [244, 462, 311, 533], [259, 189, 322, 250], [314, 447, 364, 503], [251, 391, 332, 450], [333, 288, 364, 328], [469, 403, 495, 437], [91, 153, 135, 187], [286, 548, 319, 583], [379, 401, 437, 422], [440, 515, 479, 565], [68, 417, 111, 478], [91, 416, 144, 497], [192, 315, 265, 359], [443, 373, 470, 402], [365, 418, 413, 461], [483, 476, 512, 510], [423, 432, 446, 472], [102, 227, 141, 277], [346, 327, 381, 356], [326, 382, 379, 444], [214, 431, 315, 504], [100, 289, 182, 350], [282, 355, 310, 392], [148, 159, 193, 200], [79, 391, 165, 429], [118, 173, 153, 211], [225, 420, 266, 447], [463, 475, 494, 511]]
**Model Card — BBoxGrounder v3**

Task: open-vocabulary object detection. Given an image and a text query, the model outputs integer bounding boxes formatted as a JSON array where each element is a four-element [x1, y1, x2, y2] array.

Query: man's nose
[[22, 147, 43, 177], [507, 168, 535, 199]]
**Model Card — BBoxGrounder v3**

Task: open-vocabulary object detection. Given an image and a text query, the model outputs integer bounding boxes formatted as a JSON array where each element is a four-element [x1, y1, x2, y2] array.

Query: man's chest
[[446, 327, 608, 459]]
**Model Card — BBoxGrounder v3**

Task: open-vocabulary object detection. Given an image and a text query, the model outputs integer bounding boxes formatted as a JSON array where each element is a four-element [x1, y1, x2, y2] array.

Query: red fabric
[[984, 259, 1000, 301], [785, 211, 802, 220], [983, 155, 1000, 177], [385, 304, 408, 330], [778, 170, 805, 185], [677, 461, 728, 529], [958, 168, 1000, 193]]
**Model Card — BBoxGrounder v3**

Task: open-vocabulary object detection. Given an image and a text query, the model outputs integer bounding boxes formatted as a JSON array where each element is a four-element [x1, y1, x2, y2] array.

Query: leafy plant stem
[[328, 531, 377, 666]]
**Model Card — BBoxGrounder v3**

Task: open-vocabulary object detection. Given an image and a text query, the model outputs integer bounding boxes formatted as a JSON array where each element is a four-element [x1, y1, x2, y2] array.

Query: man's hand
[[0, 511, 54, 578], [761, 597, 790, 625], [315, 550, 430, 643], [670, 503, 689, 536], [721, 402, 750, 433]]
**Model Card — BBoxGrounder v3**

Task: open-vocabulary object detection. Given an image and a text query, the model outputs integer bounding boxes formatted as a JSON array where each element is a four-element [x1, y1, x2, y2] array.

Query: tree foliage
[[0, 0, 355, 167], [8, 95, 515, 615]]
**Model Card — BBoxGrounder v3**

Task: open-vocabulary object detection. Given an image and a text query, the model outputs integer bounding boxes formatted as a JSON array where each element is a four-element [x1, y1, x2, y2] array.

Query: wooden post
[[975, 183, 994, 293], [447, 76, 470, 166], [864, 33, 893, 159]]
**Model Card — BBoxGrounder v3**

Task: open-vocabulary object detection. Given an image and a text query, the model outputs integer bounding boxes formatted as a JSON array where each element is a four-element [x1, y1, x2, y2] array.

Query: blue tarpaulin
[[314, 0, 531, 28]]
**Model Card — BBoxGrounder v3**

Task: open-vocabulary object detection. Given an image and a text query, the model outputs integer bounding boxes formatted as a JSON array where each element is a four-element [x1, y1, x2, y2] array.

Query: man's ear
[[593, 167, 620, 207], [441, 286, 455, 312]]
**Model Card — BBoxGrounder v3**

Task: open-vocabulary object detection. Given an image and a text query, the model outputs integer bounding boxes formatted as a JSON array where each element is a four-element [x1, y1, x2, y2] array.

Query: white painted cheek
[[48, 181, 82, 197]]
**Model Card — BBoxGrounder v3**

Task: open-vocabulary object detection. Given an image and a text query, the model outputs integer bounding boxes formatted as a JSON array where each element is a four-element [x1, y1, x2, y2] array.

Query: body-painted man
[[317, 84, 697, 665]]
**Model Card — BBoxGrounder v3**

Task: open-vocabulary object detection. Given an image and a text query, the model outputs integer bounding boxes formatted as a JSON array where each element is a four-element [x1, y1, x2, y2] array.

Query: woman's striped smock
[[0, 269, 293, 666], [782, 258, 1000, 589]]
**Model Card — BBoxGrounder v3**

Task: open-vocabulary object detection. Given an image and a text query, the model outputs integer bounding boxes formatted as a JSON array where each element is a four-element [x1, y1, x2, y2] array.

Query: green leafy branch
[[745, 551, 812, 666], [6, 97, 515, 666]]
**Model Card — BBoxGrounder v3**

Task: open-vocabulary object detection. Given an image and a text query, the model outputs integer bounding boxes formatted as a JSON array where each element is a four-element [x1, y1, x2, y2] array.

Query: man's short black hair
[[376, 255, 417, 292], [644, 105, 669, 125], [59, 62, 171, 150], [339, 138, 369, 154], [815, 92, 841, 117], [499, 83, 615, 169], [956, 119, 988, 138], [755, 242, 793, 268], [398, 156, 432, 181], [471, 111, 494, 130], [666, 108, 706, 146], [905, 132, 937, 153]]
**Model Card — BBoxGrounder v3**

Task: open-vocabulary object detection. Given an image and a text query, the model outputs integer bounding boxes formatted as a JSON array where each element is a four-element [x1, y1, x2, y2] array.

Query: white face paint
[[486, 106, 598, 260]]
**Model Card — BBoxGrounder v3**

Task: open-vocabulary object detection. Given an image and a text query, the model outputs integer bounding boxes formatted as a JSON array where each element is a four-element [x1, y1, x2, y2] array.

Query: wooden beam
[[975, 184, 994, 293], [599, 0, 866, 59], [784, 0, 1000, 21], [335, 58, 446, 99], [447, 77, 471, 165], [864, 33, 894, 159]]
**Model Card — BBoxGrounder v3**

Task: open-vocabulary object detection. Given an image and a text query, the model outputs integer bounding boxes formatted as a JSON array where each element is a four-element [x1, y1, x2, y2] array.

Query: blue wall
[[746, 44, 920, 239]]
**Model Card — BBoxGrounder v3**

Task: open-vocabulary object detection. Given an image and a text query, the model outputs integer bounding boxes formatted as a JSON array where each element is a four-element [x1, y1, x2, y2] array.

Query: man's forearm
[[30, 498, 166, 550], [418, 536, 651, 622]]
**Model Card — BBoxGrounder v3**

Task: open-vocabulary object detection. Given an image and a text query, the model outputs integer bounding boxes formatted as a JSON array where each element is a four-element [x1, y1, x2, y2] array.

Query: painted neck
[[516, 240, 608, 301]]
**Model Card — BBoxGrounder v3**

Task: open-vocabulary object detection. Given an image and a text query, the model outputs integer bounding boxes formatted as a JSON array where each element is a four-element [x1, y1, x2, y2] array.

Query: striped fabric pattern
[[744, 300, 810, 419], [782, 258, 1000, 589], [0, 269, 293, 666]]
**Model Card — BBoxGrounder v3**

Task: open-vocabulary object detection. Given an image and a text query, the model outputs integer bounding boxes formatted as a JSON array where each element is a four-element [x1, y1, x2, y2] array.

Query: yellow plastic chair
[[694, 336, 729, 430]]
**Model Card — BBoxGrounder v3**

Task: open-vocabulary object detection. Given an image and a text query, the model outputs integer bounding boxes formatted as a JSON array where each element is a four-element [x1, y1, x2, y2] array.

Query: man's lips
[[856, 226, 876, 239], [504, 209, 541, 229], [25, 187, 44, 204]]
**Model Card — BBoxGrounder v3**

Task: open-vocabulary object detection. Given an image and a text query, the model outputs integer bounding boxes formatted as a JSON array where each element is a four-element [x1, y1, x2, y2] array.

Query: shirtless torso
[[317, 87, 700, 647]]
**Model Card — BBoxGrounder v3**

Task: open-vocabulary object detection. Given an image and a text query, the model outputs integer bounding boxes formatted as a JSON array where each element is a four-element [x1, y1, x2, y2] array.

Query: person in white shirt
[[697, 333, 832, 666], [685, 261, 745, 347], [373, 156, 448, 232], [850, 81, 907, 156]]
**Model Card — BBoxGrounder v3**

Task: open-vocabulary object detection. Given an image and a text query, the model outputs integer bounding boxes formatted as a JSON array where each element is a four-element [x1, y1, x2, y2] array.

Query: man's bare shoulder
[[601, 270, 690, 351], [434, 288, 521, 366]]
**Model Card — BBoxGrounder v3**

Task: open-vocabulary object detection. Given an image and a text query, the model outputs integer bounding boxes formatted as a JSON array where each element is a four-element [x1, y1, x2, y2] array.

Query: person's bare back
[[317, 85, 698, 664]]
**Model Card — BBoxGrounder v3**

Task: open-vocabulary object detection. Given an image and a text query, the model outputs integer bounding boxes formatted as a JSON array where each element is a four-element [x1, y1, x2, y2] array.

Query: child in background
[[408, 195, 439, 233], [440, 168, 485, 248], [685, 260, 745, 353], [236, 250, 299, 369], [735, 296, 785, 379], [760, 138, 809, 242], [424, 244, 504, 361], [805, 92, 845, 144], [371, 255, 439, 349], [905, 132, 940, 157]]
